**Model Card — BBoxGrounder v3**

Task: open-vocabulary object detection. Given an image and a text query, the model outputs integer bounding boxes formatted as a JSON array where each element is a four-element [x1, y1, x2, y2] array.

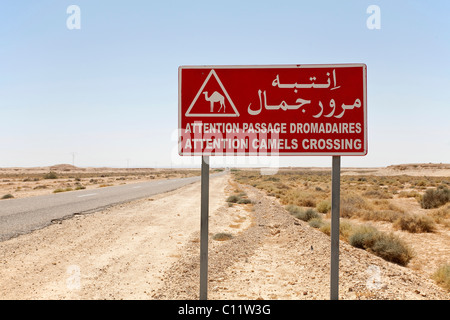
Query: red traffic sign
[[178, 64, 367, 156]]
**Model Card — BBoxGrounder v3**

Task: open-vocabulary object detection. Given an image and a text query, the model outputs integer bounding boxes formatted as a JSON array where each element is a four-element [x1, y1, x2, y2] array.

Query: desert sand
[[0, 165, 449, 300]]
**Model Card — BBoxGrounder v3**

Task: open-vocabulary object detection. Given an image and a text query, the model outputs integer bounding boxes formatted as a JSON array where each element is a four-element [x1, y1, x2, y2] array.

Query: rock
[[271, 229, 280, 236]]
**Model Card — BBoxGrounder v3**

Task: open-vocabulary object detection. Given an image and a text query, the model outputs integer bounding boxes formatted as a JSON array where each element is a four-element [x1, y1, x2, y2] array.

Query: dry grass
[[226, 191, 252, 205], [53, 188, 73, 193], [421, 186, 450, 209], [339, 194, 373, 219], [398, 190, 421, 200], [316, 200, 331, 213], [348, 224, 414, 266], [430, 204, 450, 227], [285, 205, 320, 222], [393, 214, 436, 233], [433, 264, 450, 292], [364, 232, 414, 266], [317, 218, 414, 266], [233, 170, 449, 232], [232, 169, 448, 276], [212, 233, 233, 241]]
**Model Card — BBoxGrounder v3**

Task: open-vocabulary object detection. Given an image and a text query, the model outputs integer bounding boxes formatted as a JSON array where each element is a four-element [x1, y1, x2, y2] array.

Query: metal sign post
[[199, 155, 209, 300], [330, 156, 341, 300]]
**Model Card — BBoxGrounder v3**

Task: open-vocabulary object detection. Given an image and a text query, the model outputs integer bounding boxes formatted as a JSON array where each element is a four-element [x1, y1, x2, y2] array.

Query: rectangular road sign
[[178, 64, 367, 156]]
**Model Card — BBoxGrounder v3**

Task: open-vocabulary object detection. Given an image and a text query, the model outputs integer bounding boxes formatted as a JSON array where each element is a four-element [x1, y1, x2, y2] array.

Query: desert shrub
[[44, 171, 58, 179], [393, 214, 436, 233], [421, 186, 450, 209], [433, 264, 450, 291], [415, 179, 428, 187], [276, 182, 290, 190], [349, 225, 380, 249], [212, 233, 233, 241], [319, 221, 413, 265], [317, 200, 331, 213], [226, 195, 240, 203], [350, 227, 413, 266], [308, 218, 324, 228], [237, 191, 247, 197], [302, 208, 320, 221], [369, 233, 414, 266], [1, 194, 14, 199], [430, 204, 450, 225], [285, 204, 302, 215], [302, 199, 316, 207], [372, 200, 405, 213], [340, 195, 372, 218], [398, 190, 421, 199], [339, 220, 355, 241], [53, 188, 73, 193], [318, 220, 354, 239], [360, 210, 402, 223], [226, 192, 251, 204], [295, 208, 319, 222], [319, 222, 331, 235], [283, 189, 317, 207], [363, 189, 392, 199], [285, 205, 319, 222]]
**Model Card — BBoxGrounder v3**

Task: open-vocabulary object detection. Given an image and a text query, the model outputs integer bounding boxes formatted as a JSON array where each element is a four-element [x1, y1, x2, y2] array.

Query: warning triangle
[[185, 69, 240, 117]]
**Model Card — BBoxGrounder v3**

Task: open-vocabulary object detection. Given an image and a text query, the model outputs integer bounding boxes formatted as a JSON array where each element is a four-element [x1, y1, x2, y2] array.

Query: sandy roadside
[[154, 181, 450, 300], [0, 174, 226, 299], [1, 172, 449, 300]]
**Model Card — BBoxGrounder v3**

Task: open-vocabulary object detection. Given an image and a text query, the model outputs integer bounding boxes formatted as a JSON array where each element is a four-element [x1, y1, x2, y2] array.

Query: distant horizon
[[1, 161, 449, 170]]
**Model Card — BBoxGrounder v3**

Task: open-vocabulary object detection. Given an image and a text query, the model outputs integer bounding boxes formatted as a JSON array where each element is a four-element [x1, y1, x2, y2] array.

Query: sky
[[0, 0, 449, 168]]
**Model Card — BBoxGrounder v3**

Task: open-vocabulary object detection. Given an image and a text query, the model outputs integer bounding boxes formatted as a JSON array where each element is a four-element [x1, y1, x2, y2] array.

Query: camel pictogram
[[184, 69, 239, 117], [203, 91, 226, 113]]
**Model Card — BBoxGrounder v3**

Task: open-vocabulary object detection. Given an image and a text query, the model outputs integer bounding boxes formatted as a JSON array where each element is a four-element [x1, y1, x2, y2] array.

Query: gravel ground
[[154, 181, 450, 300], [1, 173, 448, 300]]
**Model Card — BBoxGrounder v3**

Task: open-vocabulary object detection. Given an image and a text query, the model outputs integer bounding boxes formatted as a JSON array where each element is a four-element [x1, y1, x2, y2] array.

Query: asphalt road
[[0, 173, 212, 241]]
